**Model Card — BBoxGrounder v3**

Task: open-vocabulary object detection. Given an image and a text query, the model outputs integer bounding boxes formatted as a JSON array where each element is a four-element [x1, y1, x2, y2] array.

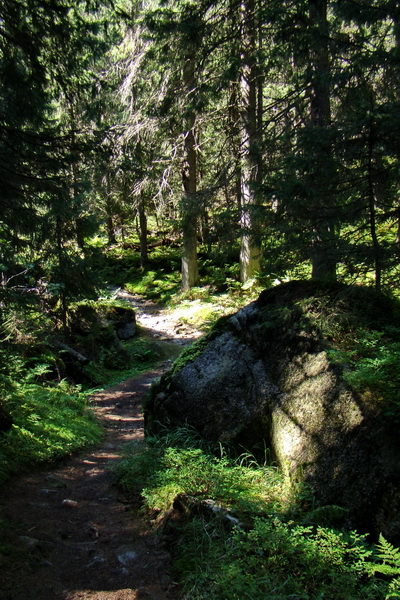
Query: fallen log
[[172, 493, 243, 529], [53, 340, 90, 365]]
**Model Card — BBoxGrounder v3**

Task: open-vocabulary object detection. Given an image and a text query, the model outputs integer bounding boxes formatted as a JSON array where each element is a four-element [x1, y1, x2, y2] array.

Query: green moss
[[68, 298, 135, 326], [163, 314, 232, 379], [168, 337, 210, 377]]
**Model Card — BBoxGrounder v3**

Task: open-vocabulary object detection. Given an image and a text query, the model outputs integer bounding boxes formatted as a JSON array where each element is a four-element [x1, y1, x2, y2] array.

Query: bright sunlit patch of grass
[[116, 428, 292, 518], [0, 379, 103, 485]]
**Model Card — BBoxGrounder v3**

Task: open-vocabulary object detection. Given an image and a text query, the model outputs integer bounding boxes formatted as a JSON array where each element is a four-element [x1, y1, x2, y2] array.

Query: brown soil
[[0, 294, 201, 600]]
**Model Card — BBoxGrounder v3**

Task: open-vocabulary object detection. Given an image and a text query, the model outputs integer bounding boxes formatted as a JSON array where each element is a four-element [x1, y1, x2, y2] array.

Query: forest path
[[0, 293, 201, 600]]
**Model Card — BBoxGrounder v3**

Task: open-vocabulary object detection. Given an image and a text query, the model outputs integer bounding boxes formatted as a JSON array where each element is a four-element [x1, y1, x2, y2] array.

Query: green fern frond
[[377, 535, 400, 569], [369, 535, 400, 581], [386, 577, 400, 599]]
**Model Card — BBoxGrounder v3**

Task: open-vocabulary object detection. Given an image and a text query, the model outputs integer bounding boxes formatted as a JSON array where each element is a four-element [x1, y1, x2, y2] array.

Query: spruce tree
[[0, 0, 113, 319]]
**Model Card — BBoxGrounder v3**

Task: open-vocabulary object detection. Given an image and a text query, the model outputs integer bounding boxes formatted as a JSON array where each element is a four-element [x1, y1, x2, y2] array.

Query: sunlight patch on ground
[[166, 297, 234, 330]]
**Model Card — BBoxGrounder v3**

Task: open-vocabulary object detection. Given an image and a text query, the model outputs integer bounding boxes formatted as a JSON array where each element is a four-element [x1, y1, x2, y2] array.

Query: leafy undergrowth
[[116, 428, 400, 600], [0, 377, 102, 486], [79, 335, 161, 390]]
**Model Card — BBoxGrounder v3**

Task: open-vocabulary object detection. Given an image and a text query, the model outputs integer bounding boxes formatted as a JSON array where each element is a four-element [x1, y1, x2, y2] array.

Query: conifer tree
[[0, 0, 113, 318]]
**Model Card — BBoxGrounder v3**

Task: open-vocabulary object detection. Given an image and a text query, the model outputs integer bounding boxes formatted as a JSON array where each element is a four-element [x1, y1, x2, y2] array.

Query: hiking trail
[[0, 292, 201, 600]]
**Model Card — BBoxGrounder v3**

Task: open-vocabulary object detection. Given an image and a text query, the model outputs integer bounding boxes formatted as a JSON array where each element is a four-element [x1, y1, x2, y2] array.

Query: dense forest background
[[1, 0, 400, 447], [1, 0, 399, 381], [2, 0, 400, 436], [2, 0, 400, 306], [2, 3, 400, 598]]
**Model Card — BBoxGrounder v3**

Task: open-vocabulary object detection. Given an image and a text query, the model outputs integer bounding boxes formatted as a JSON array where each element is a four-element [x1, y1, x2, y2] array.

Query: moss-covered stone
[[68, 300, 136, 336], [145, 281, 400, 542]]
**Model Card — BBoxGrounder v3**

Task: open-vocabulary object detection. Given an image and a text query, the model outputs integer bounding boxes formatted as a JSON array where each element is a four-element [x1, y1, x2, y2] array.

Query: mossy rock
[[146, 280, 400, 542], [68, 300, 136, 339], [62, 300, 136, 373]]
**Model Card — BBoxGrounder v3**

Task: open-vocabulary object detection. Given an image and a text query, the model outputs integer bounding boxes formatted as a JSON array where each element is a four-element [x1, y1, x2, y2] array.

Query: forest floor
[[0, 293, 202, 600]]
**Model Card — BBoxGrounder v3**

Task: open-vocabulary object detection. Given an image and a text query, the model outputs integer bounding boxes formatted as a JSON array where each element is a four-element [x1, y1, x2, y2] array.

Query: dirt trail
[[0, 294, 201, 600]]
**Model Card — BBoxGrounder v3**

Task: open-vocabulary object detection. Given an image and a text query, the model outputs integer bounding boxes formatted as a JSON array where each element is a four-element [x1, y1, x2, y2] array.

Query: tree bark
[[395, 16, 400, 250], [181, 53, 200, 291], [308, 0, 337, 281], [138, 194, 148, 268], [367, 110, 382, 291], [105, 173, 117, 245], [239, 0, 262, 283]]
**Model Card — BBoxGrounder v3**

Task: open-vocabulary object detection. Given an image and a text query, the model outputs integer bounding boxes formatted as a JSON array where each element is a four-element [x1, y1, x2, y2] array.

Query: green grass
[[115, 427, 400, 600], [96, 242, 182, 301], [125, 269, 181, 304], [116, 429, 294, 518], [0, 378, 102, 485]]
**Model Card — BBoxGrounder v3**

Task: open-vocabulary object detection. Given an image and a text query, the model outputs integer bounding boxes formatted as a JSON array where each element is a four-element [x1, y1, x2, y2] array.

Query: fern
[[374, 535, 400, 576], [386, 578, 400, 599], [369, 535, 400, 599]]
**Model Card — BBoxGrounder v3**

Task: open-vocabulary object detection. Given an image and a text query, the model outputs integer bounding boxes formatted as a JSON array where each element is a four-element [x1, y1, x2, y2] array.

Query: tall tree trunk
[[227, 0, 242, 218], [181, 53, 200, 291], [396, 202, 400, 247], [105, 173, 117, 245], [56, 217, 67, 331], [309, 0, 337, 281], [239, 0, 262, 283], [138, 194, 148, 268], [367, 109, 382, 291], [67, 100, 86, 251], [393, 17, 400, 249]]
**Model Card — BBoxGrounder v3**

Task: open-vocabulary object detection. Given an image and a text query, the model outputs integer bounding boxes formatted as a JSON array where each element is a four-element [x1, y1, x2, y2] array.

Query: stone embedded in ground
[[115, 545, 139, 566], [61, 498, 78, 508], [19, 535, 41, 550], [87, 554, 107, 568], [115, 321, 136, 340], [45, 474, 68, 489]]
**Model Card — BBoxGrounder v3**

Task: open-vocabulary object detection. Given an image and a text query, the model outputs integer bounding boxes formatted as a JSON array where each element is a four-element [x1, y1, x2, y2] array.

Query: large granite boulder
[[146, 281, 400, 541]]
